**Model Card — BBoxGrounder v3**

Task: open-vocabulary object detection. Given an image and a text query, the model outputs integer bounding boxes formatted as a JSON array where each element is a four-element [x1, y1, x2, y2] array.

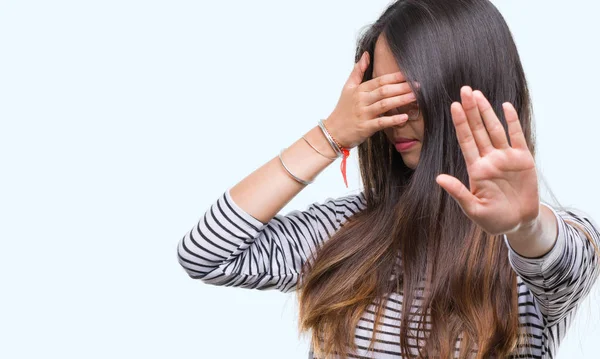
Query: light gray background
[[1, 0, 599, 358]]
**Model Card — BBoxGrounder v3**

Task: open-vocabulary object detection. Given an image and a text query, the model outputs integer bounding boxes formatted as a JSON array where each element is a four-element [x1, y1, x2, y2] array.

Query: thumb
[[436, 174, 476, 215], [346, 51, 369, 88]]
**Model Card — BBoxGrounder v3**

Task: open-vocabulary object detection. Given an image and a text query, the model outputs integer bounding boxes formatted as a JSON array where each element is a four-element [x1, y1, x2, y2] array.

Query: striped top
[[177, 188, 600, 359]]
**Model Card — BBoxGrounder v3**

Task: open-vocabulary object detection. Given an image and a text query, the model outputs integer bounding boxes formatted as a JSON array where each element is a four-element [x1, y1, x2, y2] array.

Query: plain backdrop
[[1, 0, 599, 358]]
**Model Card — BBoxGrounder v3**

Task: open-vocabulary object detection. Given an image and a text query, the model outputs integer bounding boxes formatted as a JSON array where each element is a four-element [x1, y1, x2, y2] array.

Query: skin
[[372, 34, 424, 170], [371, 33, 558, 257]]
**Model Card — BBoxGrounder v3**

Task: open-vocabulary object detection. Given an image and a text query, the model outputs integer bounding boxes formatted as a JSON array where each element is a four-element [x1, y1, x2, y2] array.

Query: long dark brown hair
[[298, 1, 538, 358]]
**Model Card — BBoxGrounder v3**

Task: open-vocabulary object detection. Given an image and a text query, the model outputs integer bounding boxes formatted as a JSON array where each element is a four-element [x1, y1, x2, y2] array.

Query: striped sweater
[[177, 188, 600, 358]]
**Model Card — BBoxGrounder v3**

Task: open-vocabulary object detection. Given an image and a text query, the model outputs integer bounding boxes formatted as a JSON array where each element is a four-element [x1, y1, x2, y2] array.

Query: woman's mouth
[[394, 140, 418, 152]]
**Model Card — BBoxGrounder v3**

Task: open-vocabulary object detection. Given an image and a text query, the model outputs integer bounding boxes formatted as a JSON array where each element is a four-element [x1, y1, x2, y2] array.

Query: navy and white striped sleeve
[[504, 202, 600, 328], [176, 187, 366, 293]]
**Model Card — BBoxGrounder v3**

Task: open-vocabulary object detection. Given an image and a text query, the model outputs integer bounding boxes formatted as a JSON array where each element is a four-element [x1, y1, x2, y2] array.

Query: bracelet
[[317, 119, 343, 157], [302, 136, 338, 160], [317, 119, 352, 188], [321, 119, 345, 152], [278, 148, 314, 185]]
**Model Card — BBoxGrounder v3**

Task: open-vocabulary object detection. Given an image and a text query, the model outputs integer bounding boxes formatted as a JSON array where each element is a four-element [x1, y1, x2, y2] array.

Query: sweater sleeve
[[177, 187, 367, 293], [504, 202, 600, 327]]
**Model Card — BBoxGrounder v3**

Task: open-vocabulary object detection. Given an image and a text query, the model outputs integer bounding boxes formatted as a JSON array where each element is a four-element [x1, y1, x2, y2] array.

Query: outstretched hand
[[436, 86, 540, 236]]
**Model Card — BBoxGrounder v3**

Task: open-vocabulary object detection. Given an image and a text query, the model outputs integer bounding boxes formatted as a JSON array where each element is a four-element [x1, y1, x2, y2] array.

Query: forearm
[[504, 203, 600, 324], [505, 202, 558, 258], [229, 124, 339, 224]]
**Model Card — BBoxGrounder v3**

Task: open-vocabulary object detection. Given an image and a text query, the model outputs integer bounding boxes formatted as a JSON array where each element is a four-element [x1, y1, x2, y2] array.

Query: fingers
[[450, 101, 480, 166], [460, 86, 494, 156], [503, 102, 527, 150], [366, 113, 409, 132], [436, 174, 477, 216], [364, 82, 413, 107], [360, 71, 406, 92], [345, 51, 370, 88], [472, 90, 510, 150], [364, 92, 416, 118], [451, 86, 526, 165]]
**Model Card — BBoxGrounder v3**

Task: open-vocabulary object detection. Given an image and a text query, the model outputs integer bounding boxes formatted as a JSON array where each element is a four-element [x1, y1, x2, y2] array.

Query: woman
[[177, 0, 600, 358]]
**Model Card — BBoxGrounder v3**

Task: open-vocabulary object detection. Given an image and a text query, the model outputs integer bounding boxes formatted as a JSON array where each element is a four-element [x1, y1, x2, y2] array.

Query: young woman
[[177, 0, 600, 358]]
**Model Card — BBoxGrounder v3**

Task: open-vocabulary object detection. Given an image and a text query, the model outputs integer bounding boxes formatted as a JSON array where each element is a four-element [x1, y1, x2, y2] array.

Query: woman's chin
[[400, 150, 421, 170]]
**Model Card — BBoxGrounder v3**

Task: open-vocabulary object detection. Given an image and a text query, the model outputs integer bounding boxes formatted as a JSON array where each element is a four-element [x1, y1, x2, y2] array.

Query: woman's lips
[[394, 140, 418, 152]]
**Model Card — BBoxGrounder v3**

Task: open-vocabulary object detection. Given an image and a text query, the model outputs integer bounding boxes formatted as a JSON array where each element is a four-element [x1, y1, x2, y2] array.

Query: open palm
[[436, 86, 540, 236]]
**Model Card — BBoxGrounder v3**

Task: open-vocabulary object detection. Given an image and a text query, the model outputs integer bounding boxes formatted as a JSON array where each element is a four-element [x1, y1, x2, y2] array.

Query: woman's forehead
[[372, 34, 401, 78]]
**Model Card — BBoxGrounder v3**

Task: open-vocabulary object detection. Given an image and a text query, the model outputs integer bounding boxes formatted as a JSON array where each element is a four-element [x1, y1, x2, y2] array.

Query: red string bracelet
[[321, 121, 351, 188]]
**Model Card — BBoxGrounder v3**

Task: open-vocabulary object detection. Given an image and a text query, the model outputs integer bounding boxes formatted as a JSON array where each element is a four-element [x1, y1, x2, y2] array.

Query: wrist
[[518, 209, 543, 236], [505, 203, 559, 258], [506, 203, 543, 240], [323, 117, 352, 150]]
